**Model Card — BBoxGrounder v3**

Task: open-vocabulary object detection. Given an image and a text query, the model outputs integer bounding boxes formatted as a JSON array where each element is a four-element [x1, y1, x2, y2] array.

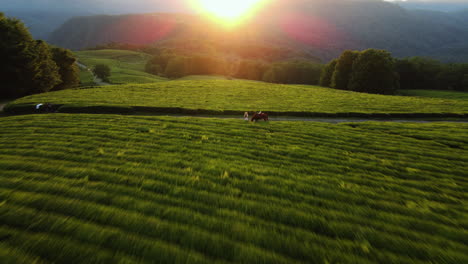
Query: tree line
[[321, 49, 468, 95], [145, 52, 323, 85], [0, 13, 79, 98], [3, 11, 467, 99], [395, 57, 468, 91], [320, 49, 399, 95]]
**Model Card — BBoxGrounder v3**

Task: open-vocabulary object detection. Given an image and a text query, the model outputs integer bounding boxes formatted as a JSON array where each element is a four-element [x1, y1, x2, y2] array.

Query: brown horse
[[251, 113, 269, 122]]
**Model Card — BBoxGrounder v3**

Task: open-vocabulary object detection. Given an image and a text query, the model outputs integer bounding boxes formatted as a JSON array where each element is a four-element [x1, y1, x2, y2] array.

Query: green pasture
[[0, 114, 467, 263], [7, 80, 468, 117], [78, 67, 95, 87], [75, 49, 168, 84], [398, 90, 468, 100]]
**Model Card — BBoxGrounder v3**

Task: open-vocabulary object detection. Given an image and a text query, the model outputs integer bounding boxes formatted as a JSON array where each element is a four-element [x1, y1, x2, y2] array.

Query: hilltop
[[6, 80, 468, 117], [75, 49, 168, 85]]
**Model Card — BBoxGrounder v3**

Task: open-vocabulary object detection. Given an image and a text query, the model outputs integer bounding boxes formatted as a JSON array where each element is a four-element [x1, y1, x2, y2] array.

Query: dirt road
[[77, 62, 111, 86], [0, 101, 9, 112], [138, 114, 468, 124]]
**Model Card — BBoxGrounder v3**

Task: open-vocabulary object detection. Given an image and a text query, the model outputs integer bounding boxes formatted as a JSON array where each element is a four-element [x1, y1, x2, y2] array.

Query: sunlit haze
[[194, 0, 266, 23]]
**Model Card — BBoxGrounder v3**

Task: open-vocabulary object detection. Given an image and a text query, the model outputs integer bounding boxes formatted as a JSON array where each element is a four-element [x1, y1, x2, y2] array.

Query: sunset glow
[[196, 0, 265, 23]]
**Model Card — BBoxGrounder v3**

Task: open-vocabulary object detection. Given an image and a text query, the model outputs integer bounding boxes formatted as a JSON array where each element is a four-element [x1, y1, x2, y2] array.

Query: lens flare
[[195, 0, 265, 23]]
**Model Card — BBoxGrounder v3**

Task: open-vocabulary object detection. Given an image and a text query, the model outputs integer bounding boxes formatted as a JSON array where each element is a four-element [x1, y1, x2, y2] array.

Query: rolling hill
[[2, 1, 468, 263], [75, 49, 168, 84], [5, 80, 468, 117]]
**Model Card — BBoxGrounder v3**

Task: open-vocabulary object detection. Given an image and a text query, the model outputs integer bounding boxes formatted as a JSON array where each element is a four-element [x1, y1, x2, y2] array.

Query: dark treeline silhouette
[[395, 57, 468, 91], [0, 13, 79, 98], [321, 49, 468, 94], [320, 49, 398, 95]]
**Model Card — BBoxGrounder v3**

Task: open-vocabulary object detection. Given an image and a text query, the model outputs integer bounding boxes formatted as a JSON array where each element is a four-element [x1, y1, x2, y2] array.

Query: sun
[[195, 0, 265, 23]]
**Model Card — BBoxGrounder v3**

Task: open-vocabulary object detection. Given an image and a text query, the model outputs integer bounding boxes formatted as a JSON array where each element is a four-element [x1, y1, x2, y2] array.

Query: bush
[[93, 64, 111, 82]]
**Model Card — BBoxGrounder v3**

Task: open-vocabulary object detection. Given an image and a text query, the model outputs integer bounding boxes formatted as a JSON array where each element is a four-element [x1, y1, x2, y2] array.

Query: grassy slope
[[0, 114, 467, 263], [178, 75, 230, 81], [398, 90, 468, 100], [7, 80, 468, 117], [78, 67, 95, 87], [75, 49, 168, 84]]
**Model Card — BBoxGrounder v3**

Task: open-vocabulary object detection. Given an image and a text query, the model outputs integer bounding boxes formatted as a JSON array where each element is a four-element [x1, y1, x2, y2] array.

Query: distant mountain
[[396, 1, 468, 12], [49, 14, 179, 49], [1, 0, 187, 39], [47, 1, 468, 62], [2, 10, 88, 39], [0, 0, 186, 13]]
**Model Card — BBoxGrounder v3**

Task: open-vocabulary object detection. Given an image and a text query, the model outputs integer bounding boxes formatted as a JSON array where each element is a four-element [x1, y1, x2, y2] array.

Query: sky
[[2, 0, 468, 14], [1, 0, 191, 13]]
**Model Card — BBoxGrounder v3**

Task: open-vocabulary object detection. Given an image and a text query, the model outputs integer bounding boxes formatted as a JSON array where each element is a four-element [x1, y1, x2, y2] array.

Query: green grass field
[[78, 67, 95, 87], [75, 49, 168, 84], [0, 114, 467, 263], [398, 90, 468, 100], [178, 75, 231, 81], [6, 80, 468, 117]]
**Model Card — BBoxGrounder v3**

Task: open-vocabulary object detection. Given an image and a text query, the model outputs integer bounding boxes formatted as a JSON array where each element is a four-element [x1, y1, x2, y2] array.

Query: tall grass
[[0, 114, 467, 263], [398, 90, 468, 100]]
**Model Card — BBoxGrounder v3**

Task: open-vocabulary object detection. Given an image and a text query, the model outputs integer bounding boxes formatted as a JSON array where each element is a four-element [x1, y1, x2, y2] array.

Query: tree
[[51, 47, 80, 90], [331, 50, 359, 90], [462, 74, 468, 91], [436, 64, 468, 91], [320, 59, 338, 87], [0, 13, 61, 98], [235, 60, 267, 81], [145, 52, 173, 76], [348, 49, 398, 95], [284, 61, 322, 85], [261, 61, 322, 85], [394, 59, 416, 90], [396, 58, 468, 91], [164, 57, 187, 78], [93, 64, 111, 82], [27, 40, 62, 95], [262, 67, 278, 83]]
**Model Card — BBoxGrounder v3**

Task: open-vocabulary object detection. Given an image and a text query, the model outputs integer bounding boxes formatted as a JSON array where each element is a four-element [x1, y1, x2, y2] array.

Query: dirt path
[[140, 114, 468, 124], [268, 117, 468, 123], [1, 108, 466, 123], [93, 76, 111, 86], [76, 62, 111, 86], [0, 101, 10, 112]]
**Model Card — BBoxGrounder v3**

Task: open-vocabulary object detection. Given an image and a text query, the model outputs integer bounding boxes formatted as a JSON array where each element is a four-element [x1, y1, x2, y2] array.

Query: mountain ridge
[[48, 1, 468, 62]]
